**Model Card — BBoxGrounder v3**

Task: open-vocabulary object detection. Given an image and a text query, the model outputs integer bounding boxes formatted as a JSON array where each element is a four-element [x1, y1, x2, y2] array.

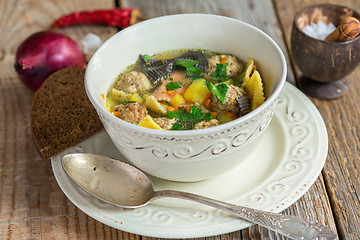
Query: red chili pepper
[[51, 8, 143, 28]]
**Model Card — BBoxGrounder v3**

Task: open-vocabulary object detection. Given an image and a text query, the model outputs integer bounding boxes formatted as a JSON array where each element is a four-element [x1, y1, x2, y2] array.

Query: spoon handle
[[154, 190, 337, 240]]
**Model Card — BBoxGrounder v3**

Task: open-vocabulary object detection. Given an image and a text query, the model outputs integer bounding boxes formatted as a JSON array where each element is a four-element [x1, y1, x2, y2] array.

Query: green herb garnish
[[166, 81, 183, 90], [170, 122, 183, 130], [188, 107, 206, 122], [174, 59, 198, 68], [143, 54, 152, 62], [234, 73, 245, 87], [167, 107, 212, 130], [166, 108, 201, 122], [186, 66, 203, 75], [208, 63, 231, 102], [174, 59, 203, 76], [120, 101, 136, 104], [206, 82, 228, 104], [204, 112, 212, 121], [212, 63, 230, 82]]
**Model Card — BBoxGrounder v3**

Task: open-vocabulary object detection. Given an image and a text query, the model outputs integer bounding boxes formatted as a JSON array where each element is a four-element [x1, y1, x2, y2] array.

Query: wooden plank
[[273, 0, 360, 239], [0, 0, 342, 238], [119, 1, 336, 239], [0, 0, 138, 239]]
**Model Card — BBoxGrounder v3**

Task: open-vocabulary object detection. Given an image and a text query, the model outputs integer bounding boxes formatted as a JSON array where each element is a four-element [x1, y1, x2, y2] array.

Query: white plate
[[51, 82, 328, 238]]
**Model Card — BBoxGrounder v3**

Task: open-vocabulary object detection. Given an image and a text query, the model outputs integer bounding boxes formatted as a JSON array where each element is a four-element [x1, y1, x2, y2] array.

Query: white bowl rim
[[85, 13, 287, 137]]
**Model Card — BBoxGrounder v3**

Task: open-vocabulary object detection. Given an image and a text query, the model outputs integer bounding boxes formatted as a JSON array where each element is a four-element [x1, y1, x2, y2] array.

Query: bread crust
[[30, 67, 103, 160]]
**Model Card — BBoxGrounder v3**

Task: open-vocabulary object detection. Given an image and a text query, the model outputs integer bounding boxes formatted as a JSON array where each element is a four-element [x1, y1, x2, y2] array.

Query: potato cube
[[130, 93, 143, 103], [183, 79, 210, 104], [170, 94, 185, 107], [139, 115, 163, 130]]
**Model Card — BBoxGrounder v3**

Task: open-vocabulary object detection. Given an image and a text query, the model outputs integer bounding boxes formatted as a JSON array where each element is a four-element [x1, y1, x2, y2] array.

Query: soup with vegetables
[[106, 49, 265, 130]]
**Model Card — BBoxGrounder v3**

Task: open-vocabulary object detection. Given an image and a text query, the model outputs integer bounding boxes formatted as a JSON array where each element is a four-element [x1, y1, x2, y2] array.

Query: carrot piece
[[166, 106, 179, 111], [166, 90, 175, 96], [220, 56, 227, 64], [211, 112, 218, 118], [226, 112, 237, 119], [110, 110, 120, 117], [101, 94, 105, 100], [204, 92, 212, 101], [203, 98, 212, 109]]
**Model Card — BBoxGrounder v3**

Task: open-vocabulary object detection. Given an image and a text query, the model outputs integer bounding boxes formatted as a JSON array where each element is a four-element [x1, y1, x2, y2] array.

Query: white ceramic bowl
[[85, 14, 287, 182]]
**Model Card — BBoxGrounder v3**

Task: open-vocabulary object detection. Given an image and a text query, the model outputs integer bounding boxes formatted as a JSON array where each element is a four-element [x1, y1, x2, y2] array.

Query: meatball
[[153, 117, 176, 130], [115, 71, 153, 93], [211, 84, 246, 113], [205, 54, 243, 79], [194, 119, 220, 129], [113, 102, 148, 125]]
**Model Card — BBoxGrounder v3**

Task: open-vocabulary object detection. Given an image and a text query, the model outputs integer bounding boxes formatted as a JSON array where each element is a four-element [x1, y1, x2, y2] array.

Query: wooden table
[[1, 0, 359, 239]]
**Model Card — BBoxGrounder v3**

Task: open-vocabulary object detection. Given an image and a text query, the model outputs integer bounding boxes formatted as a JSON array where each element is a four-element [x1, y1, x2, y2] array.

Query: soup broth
[[106, 49, 265, 130]]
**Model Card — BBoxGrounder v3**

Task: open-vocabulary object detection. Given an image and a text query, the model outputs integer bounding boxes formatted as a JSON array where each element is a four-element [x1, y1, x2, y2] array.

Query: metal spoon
[[62, 153, 337, 240]]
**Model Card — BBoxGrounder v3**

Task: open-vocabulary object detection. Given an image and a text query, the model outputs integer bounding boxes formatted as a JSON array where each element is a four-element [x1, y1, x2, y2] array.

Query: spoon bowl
[[62, 153, 337, 240], [62, 153, 154, 207]]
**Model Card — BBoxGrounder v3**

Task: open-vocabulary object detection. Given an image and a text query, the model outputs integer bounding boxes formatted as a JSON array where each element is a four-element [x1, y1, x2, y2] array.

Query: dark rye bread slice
[[31, 67, 103, 160]]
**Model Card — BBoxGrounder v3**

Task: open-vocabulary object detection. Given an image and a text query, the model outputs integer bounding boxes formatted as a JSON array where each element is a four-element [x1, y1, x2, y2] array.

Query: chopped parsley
[[204, 63, 231, 103], [166, 82, 183, 90], [143, 54, 152, 62], [203, 112, 212, 121], [234, 73, 245, 87], [212, 63, 231, 82], [186, 65, 203, 76], [174, 59, 198, 68], [167, 107, 212, 130], [120, 101, 136, 105], [174, 59, 203, 76], [170, 122, 183, 130], [206, 82, 228, 104]]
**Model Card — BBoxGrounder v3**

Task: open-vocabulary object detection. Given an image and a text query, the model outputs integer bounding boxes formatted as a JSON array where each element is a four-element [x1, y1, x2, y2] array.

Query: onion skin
[[14, 31, 85, 91]]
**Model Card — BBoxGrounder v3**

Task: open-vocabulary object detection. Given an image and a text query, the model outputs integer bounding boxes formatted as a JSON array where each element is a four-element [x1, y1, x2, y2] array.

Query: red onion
[[14, 31, 85, 91]]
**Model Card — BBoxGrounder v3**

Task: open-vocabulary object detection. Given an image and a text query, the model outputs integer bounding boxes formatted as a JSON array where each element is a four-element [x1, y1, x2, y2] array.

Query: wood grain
[[273, 0, 360, 239], [2, 0, 358, 239], [0, 0, 136, 239]]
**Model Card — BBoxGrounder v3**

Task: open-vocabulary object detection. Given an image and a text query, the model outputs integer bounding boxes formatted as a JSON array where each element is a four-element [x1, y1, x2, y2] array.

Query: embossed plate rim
[[51, 82, 328, 238]]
